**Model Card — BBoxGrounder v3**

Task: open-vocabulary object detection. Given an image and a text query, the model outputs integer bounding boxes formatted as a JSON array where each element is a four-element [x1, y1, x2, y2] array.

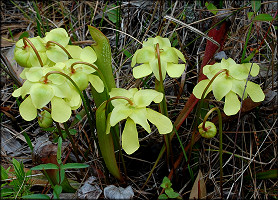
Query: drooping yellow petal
[[212, 76, 232, 101], [242, 63, 260, 77], [51, 97, 71, 123], [12, 88, 22, 97], [192, 79, 212, 99], [80, 46, 97, 63], [246, 81, 265, 102], [88, 74, 104, 93], [129, 108, 151, 133], [122, 118, 140, 155], [19, 96, 37, 121], [224, 91, 241, 116], [30, 83, 54, 109], [132, 64, 152, 79], [65, 45, 82, 59], [173, 48, 186, 62], [166, 63, 185, 78], [146, 108, 173, 134]]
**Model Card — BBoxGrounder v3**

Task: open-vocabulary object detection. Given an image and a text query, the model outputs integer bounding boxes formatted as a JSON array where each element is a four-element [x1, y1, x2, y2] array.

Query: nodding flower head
[[131, 36, 186, 81], [193, 58, 265, 116], [106, 88, 173, 154]]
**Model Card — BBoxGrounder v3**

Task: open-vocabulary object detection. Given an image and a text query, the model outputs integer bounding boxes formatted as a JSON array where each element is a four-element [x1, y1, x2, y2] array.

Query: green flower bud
[[198, 121, 217, 138], [38, 110, 53, 128]]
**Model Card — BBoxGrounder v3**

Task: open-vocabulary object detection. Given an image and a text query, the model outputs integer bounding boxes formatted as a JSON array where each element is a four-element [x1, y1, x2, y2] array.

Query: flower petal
[[65, 89, 81, 109], [122, 118, 139, 155], [161, 47, 178, 63], [150, 58, 167, 81], [25, 67, 43, 82], [224, 91, 241, 116], [46, 47, 68, 63], [132, 64, 152, 79], [136, 47, 155, 63], [21, 80, 33, 97], [30, 83, 54, 108], [12, 88, 22, 97], [242, 63, 260, 77], [51, 97, 71, 123], [80, 46, 97, 63], [246, 81, 265, 102], [229, 64, 249, 80], [146, 108, 173, 134], [212, 76, 232, 100], [88, 74, 104, 93], [65, 45, 82, 59], [173, 48, 186, 62], [110, 105, 133, 126], [166, 63, 185, 78], [192, 79, 212, 99], [221, 58, 237, 70], [71, 72, 89, 91], [45, 28, 69, 47], [19, 96, 37, 121], [153, 36, 171, 48], [134, 89, 163, 107], [203, 63, 223, 79], [231, 79, 247, 99], [129, 108, 151, 133], [131, 50, 139, 67]]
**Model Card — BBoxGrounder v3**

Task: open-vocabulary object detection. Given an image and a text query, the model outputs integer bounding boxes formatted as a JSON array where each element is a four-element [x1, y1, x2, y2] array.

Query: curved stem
[[201, 107, 223, 199], [44, 71, 101, 155], [23, 37, 43, 67], [106, 96, 133, 106], [46, 41, 72, 59], [63, 122, 82, 163]]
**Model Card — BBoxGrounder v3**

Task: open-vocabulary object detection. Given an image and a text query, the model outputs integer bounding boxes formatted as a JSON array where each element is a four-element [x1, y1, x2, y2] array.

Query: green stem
[[45, 71, 101, 155], [173, 127, 194, 182], [54, 122, 65, 140], [155, 43, 172, 169], [201, 107, 223, 199], [46, 41, 72, 59], [63, 122, 82, 163], [22, 37, 43, 67]]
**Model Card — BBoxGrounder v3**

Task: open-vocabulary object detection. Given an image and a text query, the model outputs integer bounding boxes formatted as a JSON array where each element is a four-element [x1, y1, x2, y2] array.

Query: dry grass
[[1, 1, 277, 199]]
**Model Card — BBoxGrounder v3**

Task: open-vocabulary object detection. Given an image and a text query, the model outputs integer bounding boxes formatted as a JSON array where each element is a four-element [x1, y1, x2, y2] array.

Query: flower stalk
[[155, 43, 172, 168], [200, 107, 223, 199], [44, 71, 101, 154], [46, 41, 73, 59], [23, 37, 44, 67]]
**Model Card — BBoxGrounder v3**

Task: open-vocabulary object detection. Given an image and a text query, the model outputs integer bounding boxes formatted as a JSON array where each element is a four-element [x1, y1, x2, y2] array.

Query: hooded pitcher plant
[[105, 88, 173, 155], [193, 58, 265, 115]]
